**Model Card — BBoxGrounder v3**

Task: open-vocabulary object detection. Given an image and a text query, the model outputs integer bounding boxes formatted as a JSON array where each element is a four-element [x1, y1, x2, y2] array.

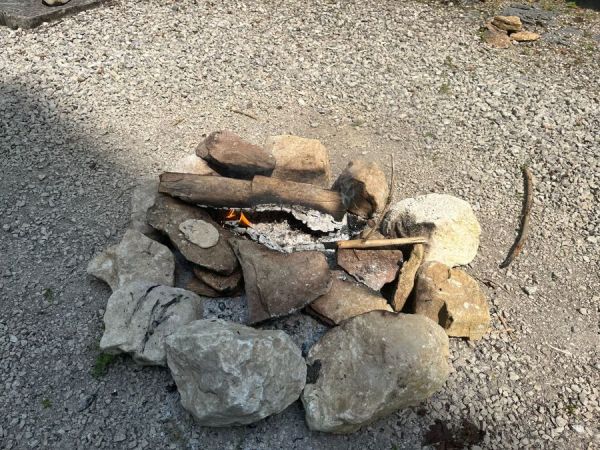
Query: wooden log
[[251, 176, 345, 220], [159, 173, 346, 219], [336, 237, 428, 249], [159, 172, 252, 208]]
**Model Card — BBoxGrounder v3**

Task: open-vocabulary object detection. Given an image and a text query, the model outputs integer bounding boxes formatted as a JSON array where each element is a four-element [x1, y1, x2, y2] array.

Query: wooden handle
[[336, 237, 428, 249]]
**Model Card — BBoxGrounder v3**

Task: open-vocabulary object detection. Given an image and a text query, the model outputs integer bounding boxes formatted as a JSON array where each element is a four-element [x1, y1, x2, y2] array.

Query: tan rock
[[510, 31, 540, 42], [413, 262, 490, 340], [492, 15, 522, 32], [265, 135, 332, 187], [167, 154, 217, 176], [332, 160, 388, 218], [309, 271, 392, 325], [391, 243, 424, 312], [483, 28, 512, 49]]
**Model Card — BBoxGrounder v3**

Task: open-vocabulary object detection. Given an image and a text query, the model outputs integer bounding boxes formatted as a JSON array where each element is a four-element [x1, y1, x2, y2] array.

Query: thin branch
[[500, 166, 534, 268], [230, 108, 258, 120], [337, 236, 427, 249], [362, 153, 395, 241]]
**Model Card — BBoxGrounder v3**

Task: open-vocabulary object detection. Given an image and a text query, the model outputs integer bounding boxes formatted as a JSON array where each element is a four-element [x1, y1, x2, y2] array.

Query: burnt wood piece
[[159, 173, 346, 220], [196, 130, 275, 179], [147, 194, 239, 275], [230, 239, 332, 325]]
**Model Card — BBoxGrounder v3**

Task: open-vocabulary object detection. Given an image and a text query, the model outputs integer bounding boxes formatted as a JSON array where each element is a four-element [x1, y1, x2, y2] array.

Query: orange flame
[[225, 209, 253, 228]]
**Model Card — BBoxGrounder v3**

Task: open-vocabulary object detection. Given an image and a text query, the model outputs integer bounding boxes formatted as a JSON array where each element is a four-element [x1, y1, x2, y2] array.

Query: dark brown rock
[[196, 130, 275, 179], [230, 240, 332, 324], [308, 271, 392, 326], [192, 266, 243, 295], [337, 235, 403, 291], [391, 243, 424, 312], [147, 195, 238, 275], [333, 160, 389, 218], [186, 277, 222, 298]]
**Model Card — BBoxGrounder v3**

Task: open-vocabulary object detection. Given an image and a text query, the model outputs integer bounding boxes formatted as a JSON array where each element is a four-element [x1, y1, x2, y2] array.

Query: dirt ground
[[0, 0, 598, 449]]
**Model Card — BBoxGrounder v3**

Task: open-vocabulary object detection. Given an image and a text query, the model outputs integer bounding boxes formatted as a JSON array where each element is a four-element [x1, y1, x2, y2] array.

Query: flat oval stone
[[178, 219, 219, 248]]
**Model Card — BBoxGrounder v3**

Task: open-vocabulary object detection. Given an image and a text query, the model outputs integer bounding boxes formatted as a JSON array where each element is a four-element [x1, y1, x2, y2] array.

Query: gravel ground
[[1, 0, 599, 449]]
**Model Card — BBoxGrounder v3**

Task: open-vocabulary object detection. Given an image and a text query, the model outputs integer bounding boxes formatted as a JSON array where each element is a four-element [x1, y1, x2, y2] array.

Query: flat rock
[[192, 266, 243, 295], [383, 193, 481, 267], [196, 130, 275, 179], [166, 154, 218, 176], [492, 15, 522, 32], [391, 243, 424, 312], [332, 160, 388, 218], [230, 239, 332, 324], [308, 271, 392, 325], [302, 311, 450, 433], [337, 235, 402, 291], [265, 135, 332, 187], [100, 282, 203, 366], [147, 195, 238, 275], [483, 25, 512, 49], [178, 219, 220, 248], [501, 4, 555, 26], [0, 0, 105, 29], [414, 262, 490, 340], [130, 178, 159, 235], [510, 31, 540, 42], [165, 319, 306, 426], [87, 229, 174, 291]]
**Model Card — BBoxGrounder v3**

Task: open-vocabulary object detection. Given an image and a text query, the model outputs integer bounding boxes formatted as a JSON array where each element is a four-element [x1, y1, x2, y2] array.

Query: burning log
[[159, 173, 346, 220]]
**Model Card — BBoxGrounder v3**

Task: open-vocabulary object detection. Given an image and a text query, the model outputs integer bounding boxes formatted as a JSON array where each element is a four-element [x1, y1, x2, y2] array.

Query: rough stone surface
[[483, 24, 512, 49], [501, 4, 556, 26], [192, 266, 242, 295], [302, 311, 450, 433], [491, 16, 522, 32], [265, 135, 332, 187], [87, 229, 174, 291], [165, 319, 306, 426], [166, 153, 217, 176], [197, 130, 275, 179], [337, 236, 402, 291], [178, 219, 219, 249], [510, 31, 540, 42], [100, 282, 203, 366], [308, 271, 392, 325], [332, 159, 388, 218], [414, 262, 491, 340], [391, 243, 424, 312], [383, 193, 481, 267], [230, 239, 332, 324], [147, 195, 238, 274], [130, 178, 159, 235], [0, 0, 104, 29]]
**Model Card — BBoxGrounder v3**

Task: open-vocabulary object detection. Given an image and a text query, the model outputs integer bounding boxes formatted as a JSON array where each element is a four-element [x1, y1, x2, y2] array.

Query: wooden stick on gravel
[[500, 166, 534, 269], [337, 236, 427, 249], [361, 153, 395, 241]]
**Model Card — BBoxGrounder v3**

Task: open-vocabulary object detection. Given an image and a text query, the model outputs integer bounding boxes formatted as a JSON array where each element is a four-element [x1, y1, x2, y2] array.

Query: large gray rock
[[383, 193, 481, 267], [100, 282, 203, 366], [302, 311, 449, 433], [87, 229, 174, 291], [166, 319, 306, 426]]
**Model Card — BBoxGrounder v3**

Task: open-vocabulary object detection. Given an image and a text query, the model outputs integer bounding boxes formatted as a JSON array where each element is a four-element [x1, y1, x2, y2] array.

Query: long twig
[[362, 154, 395, 241], [230, 108, 258, 120], [337, 236, 427, 249], [500, 166, 533, 268]]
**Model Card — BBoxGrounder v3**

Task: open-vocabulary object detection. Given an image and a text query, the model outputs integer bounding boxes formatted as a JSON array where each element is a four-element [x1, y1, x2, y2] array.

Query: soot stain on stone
[[306, 359, 322, 384]]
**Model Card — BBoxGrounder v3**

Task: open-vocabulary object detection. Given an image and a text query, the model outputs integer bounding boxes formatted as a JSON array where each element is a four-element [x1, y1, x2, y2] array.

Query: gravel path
[[1, 1, 598, 449]]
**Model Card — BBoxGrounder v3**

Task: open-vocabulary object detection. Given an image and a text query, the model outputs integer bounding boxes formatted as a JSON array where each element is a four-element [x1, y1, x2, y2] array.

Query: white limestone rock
[[383, 193, 481, 267], [100, 282, 203, 366], [165, 319, 306, 426], [87, 229, 174, 291]]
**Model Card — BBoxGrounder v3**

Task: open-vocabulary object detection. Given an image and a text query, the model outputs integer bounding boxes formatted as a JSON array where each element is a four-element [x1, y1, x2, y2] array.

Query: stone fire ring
[[0, 0, 106, 29]]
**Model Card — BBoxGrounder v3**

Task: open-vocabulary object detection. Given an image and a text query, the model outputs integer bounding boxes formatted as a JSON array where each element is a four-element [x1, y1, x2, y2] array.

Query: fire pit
[[87, 130, 489, 433]]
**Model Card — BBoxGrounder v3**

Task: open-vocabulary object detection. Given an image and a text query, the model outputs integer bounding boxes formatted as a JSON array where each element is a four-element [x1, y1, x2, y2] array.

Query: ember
[[225, 209, 253, 227]]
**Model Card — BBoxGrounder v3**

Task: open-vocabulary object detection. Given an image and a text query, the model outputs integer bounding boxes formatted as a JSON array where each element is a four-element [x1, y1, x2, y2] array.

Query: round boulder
[[302, 311, 449, 433]]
